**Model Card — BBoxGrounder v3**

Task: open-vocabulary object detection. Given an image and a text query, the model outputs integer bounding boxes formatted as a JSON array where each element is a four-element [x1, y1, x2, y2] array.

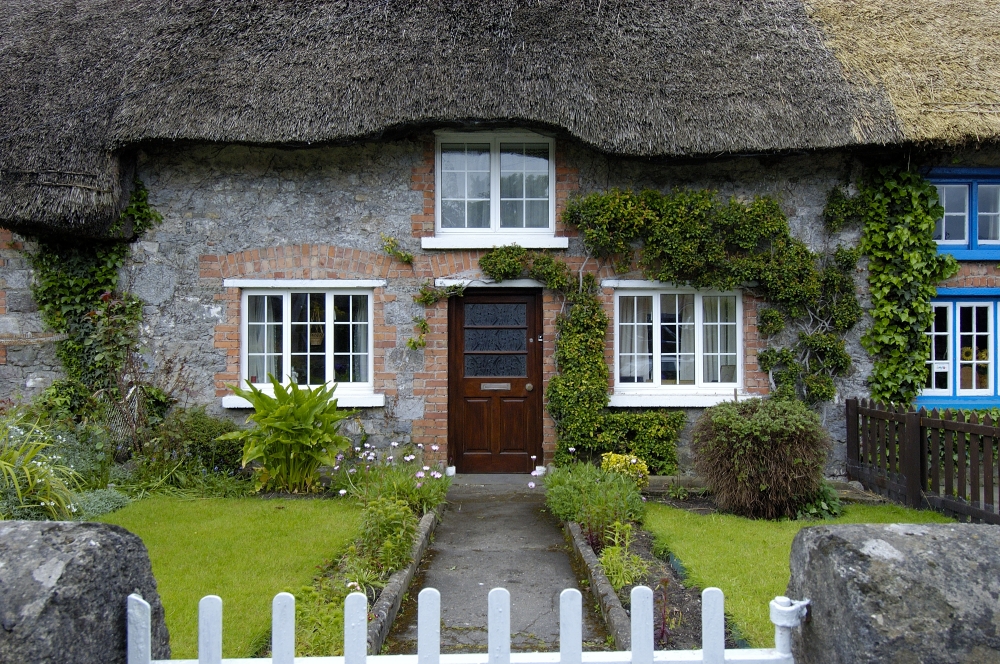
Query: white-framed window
[[612, 288, 742, 401], [222, 279, 385, 408], [421, 131, 568, 250], [928, 168, 1000, 257], [921, 300, 994, 398]]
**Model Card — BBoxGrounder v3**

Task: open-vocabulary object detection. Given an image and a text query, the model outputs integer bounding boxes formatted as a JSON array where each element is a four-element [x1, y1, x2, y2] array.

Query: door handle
[[525, 383, 534, 392]]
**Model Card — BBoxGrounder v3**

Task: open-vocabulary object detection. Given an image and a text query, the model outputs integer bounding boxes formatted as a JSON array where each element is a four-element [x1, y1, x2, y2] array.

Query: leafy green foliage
[[478, 244, 529, 281], [359, 497, 417, 573], [155, 406, 241, 475], [380, 234, 414, 264], [563, 189, 652, 271], [335, 459, 451, 516], [544, 462, 645, 548], [856, 168, 960, 403], [757, 308, 785, 337], [596, 410, 684, 475], [598, 521, 649, 591], [527, 252, 573, 291], [601, 452, 649, 489], [72, 487, 130, 519], [219, 379, 354, 493], [691, 398, 830, 520], [406, 317, 430, 350], [25, 181, 161, 393], [823, 186, 862, 232], [795, 481, 843, 520], [413, 281, 465, 306], [0, 417, 79, 520]]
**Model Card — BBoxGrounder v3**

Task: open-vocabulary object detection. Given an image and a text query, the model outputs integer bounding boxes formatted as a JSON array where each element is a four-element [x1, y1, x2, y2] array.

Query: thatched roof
[[0, 0, 991, 237]]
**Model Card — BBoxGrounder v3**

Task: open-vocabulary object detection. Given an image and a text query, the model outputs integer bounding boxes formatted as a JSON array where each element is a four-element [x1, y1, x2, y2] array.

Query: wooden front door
[[448, 291, 543, 473]]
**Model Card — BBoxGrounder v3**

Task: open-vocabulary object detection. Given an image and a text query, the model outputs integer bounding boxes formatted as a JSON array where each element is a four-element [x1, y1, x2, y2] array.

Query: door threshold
[[452, 473, 537, 485]]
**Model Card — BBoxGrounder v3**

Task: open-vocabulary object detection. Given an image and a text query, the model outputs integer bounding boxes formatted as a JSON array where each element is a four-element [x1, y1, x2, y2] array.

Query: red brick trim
[[939, 261, 1000, 288]]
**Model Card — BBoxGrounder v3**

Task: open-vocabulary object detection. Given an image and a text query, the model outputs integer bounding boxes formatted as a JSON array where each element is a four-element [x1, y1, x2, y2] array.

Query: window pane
[[442, 172, 464, 199], [334, 355, 350, 382], [979, 185, 1000, 242], [441, 201, 464, 228], [291, 324, 308, 353], [334, 295, 350, 322], [441, 143, 490, 229], [468, 200, 490, 228], [678, 356, 695, 384], [248, 325, 265, 354], [291, 355, 307, 385], [310, 355, 326, 385], [353, 356, 369, 382], [500, 142, 550, 230], [468, 172, 490, 199], [441, 145, 466, 171], [334, 324, 350, 352], [351, 295, 368, 322], [704, 297, 719, 323], [619, 295, 653, 384], [249, 295, 266, 323], [353, 324, 368, 353], [934, 185, 967, 241]]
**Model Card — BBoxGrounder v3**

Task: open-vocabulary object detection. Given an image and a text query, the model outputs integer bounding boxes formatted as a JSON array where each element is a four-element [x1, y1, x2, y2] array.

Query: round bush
[[691, 398, 830, 519]]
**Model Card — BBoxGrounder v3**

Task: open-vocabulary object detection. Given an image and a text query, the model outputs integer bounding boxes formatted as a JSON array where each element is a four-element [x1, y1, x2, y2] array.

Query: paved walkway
[[385, 475, 607, 653]]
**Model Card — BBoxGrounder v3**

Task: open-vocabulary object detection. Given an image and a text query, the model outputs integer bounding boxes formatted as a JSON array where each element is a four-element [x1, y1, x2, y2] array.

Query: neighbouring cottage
[[1, 1, 998, 475]]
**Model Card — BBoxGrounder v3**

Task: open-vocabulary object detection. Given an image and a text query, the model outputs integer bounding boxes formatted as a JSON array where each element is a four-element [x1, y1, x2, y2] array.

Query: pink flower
[[416, 471, 425, 478], [530, 470, 539, 476], [416, 482, 423, 488], [528, 482, 536, 489], [431, 471, 442, 479]]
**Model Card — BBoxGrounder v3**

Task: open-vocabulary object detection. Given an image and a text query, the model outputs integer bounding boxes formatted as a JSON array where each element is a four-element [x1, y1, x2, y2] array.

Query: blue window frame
[[916, 290, 1000, 409], [928, 168, 1000, 259]]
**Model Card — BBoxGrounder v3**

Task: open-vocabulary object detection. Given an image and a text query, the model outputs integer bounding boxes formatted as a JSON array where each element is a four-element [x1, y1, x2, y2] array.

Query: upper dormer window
[[422, 131, 567, 250], [930, 168, 1000, 258]]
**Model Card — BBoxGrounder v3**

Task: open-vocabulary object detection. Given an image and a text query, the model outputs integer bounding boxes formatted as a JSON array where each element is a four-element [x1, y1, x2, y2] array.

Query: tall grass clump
[[0, 416, 79, 519], [544, 462, 645, 549], [692, 398, 831, 519]]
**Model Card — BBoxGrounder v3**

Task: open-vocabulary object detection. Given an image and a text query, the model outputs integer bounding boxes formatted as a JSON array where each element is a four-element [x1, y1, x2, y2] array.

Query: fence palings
[[127, 587, 809, 664], [846, 398, 1000, 524]]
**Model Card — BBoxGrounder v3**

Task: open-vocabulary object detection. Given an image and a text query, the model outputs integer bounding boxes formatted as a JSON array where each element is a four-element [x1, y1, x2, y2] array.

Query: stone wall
[[0, 135, 874, 473]]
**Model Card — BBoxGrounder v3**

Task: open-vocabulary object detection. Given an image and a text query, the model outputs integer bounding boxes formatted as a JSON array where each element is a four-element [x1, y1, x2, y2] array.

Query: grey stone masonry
[[0, 521, 170, 664], [788, 523, 1000, 664]]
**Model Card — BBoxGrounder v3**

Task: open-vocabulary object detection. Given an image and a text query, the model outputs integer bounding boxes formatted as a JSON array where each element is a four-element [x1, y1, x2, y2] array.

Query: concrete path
[[385, 474, 607, 653]]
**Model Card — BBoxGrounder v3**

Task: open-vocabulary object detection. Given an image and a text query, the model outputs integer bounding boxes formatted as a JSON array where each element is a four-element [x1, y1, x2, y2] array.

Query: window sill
[[937, 249, 1000, 261], [608, 392, 750, 408], [915, 395, 1000, 409], [421, 235, 569, 250], [221, 393, 385, 409]]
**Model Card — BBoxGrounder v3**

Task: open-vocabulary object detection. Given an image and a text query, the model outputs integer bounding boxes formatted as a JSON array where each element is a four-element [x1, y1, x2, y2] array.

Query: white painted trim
[[224, 279, 386, 288], [608, 393, 752, 408], [421, 236, 569, 250], [434, 278, 544, 289], [222, 393, 385, 409]]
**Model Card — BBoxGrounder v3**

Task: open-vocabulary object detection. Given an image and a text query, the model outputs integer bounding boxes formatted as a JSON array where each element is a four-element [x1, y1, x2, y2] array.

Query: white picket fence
[[127, 586, 809, 664]]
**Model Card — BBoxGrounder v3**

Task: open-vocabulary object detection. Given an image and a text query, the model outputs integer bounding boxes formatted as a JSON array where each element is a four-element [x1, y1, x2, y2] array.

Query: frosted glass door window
[[440, 143, 491, 229], [934, 185, 968, 242], [247, 295, 283, 384], [500, 143, 550, 228], [619, 296, 654, 383], [979, 185, 1000, 243]]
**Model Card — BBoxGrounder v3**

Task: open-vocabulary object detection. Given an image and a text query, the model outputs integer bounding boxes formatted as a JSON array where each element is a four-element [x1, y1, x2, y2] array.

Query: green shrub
[[219, 378, 353, 493], [601, 452, 649, 489], [337, 461, 450, 515], [73, 488, 130, 519], [28, 379, 100, 422], [478, 244, 528, 281], [359, 497, 417, 573], [155, 407, 241, 475], [691, 398, 830, 519], [0, 418, 79, 520], [544, 462, 644, 548], [598, 521, 649, 591], [597, 410, 684, 475]]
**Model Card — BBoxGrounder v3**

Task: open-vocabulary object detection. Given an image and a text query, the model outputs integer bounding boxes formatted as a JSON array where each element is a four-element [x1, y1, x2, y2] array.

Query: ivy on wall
[[828, 168, 959, 404], [25, 181, 162, 394]]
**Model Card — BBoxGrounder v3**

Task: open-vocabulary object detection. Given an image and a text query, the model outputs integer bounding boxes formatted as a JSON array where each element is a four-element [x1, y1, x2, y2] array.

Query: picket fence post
[[559, 588, 582, 664], [488, 587, 511, 664], [272, 592, 295, 664], [702, 587, 725, 664], [630, 586, 653, 664], [417, 588, 440, 664], [198, 595, 222, 664], [345, 591, 368, 664], [127, 593, 151, 664]]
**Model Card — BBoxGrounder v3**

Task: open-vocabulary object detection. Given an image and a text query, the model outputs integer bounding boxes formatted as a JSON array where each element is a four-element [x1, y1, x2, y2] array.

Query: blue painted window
[[917, 291, 1000, 408], [929, 168, 1000, 259]]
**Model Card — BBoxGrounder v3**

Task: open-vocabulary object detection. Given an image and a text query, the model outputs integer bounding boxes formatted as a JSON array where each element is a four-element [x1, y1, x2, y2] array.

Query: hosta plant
[[219, 378, 354, 493]]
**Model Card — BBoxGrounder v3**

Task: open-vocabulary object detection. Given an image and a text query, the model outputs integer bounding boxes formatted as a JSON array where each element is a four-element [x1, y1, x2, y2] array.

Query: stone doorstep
[[367, 505, 443, 655]]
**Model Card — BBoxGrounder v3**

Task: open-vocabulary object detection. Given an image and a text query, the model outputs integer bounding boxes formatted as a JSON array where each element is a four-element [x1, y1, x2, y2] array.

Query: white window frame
[[920, 299, 995, 400], [421, 131, 568, 250], [221, 279, 385, 408], [933, 183, 970, 246], [607, 282, 745, 407], [923, 303, 952, 397]]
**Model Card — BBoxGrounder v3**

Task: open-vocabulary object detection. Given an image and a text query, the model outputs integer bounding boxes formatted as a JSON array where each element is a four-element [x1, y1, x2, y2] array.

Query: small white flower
[[417, 443, 424, 448], [387, 456, 394, 461], [531, 455, 536, 460], [431, 444, 440, 451], [349, 468, 357, 474], [355, 446, 361, 452], [568, 447, 575, 453], [423, 466, 430, 471], [391, 441, 399, 447], [339, 489, 347, 496], [530, 470, 538, 476], [363, 442, 370, 448], [528, 482, 535, 489]]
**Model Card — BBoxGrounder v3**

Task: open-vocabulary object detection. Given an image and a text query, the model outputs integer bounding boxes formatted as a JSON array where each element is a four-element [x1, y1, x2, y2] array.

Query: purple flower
[[431, 471, 442, 479], [530, 470, 539, 476], [416, 482, 423, 488], [416, 471, 425, 478], [641, 496, 647, 502], [528, 482, 536, 489]]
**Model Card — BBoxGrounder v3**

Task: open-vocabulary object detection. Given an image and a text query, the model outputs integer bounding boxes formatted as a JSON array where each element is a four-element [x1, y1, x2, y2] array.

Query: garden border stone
[[564, 521, 632, 650], [367, 505, 442, 654]]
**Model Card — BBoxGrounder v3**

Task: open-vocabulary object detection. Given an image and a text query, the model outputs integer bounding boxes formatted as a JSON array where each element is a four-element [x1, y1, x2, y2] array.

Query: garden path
[[385, 474, 608, 653]]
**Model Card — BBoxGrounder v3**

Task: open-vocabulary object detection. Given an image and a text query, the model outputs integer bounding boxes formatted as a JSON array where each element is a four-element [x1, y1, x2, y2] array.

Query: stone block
[[0, 521, 170, 664], [788, 523, 1000, 664]]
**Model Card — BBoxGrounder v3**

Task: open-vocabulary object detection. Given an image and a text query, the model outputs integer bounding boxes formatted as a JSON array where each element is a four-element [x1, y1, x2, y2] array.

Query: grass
[[99, 496, 361, 658], [644, 502, 953, 648]]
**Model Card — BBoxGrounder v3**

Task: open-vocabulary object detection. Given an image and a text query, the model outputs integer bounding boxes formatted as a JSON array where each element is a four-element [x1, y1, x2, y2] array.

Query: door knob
[[525, 383, 534, 392]]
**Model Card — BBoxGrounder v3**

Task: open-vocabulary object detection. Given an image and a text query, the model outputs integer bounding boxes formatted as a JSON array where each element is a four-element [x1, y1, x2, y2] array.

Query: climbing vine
[[26, 180, 162, 395], [828, 168, 959, 404]]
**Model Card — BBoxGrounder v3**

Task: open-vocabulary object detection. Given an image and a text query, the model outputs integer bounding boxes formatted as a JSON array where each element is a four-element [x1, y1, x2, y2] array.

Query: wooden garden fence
[[846, 398, 1000, 524]]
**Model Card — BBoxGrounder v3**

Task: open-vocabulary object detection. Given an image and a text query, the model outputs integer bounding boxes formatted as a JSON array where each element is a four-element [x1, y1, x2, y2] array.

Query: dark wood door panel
[[449, 291, 543, 473]]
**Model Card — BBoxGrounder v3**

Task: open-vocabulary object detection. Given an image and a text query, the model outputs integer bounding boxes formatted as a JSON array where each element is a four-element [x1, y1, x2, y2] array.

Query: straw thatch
[[806, 0, 1000, 144], [0, 0, 987, 237]]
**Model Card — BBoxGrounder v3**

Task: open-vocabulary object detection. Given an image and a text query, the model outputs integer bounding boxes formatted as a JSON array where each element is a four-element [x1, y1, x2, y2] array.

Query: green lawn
[[100, 496, 361, 658], [644, 503, 952, 648]]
